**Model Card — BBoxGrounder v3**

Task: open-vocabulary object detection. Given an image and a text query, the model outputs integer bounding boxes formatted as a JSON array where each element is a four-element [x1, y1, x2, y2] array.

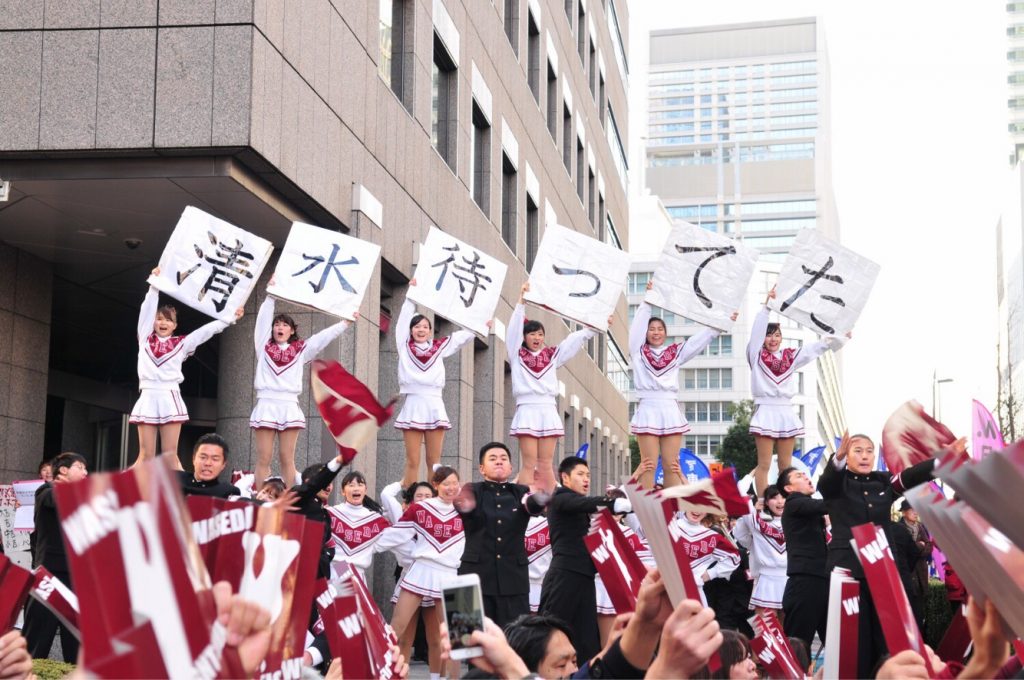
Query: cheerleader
[[508, 282, 600, 491], [748, 286, 850, 495], [733, 485, 787, 616], [395, 280, 479, 487], [670, 510, 741, 607], [130, 267, 241, 468], [251, 284, 351, 489], [525, 515, 551, 613], [325, 471, 390, 583], [630, 278, 736, 489], [374, 466, 464, 677]]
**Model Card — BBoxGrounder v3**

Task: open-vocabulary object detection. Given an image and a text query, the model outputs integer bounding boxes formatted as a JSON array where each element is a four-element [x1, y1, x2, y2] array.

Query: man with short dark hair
[[539, 456, 630, 662], [455, 442, 545, 627], [179, 433, 240, 498], [503, 614, 578, 679], [777, 465, 829, 650], [23, 452, 88, 661]]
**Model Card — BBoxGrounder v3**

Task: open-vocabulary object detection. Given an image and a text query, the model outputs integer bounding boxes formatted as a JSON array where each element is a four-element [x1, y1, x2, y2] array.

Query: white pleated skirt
[[394, 394, 452, 431], [749, 573, 788, 609], [249, 398, 306, 430], [749, 404, 804, 439], [630, 399, 690, 436], [129, 388, 188, 425], [510, 403, 564, 438], [595, 576, 616, 615], [529, 581, 542, 613], [397, 560, 457, 600]]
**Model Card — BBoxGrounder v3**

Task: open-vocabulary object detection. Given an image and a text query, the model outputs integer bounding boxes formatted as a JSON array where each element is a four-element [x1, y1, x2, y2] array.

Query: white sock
[[430, 674, 441, 680]]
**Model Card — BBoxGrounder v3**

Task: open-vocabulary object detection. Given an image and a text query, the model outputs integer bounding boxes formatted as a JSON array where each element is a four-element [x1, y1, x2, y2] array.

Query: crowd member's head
[[685, 510, 708, 524], [709, 630, 758, 680], [38, 459, 53, 483], [479, 442, 513, 483], [432, 466, 460, 503], [50, 452, 88, 483], [788, 636, 811, 675], [271, 312, 299, 344], [777, 466, 814, 497], [302, 462, 333, 503], [522, 318, 546, 352], [503, 615, 578, 679], [403, 481, 435, 506], [763, 485, 785, 518], [192, 434, 229, 482], [558, 457, 589, 495], [846, 433, 875, 474], [900, 499, 919, 524], [255, 477, 286, 502]]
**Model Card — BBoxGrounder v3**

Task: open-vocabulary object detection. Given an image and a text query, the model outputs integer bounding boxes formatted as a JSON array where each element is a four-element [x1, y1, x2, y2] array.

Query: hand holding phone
[[440, 574, 485, 660]]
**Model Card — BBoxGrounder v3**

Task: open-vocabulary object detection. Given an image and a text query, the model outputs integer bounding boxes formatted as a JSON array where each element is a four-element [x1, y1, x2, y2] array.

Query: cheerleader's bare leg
[[390, 589, 424, 662], [516, 436, 538, 489], [158, 422, 184, 470], [396, 612, 419, 666], [423, 604, 442, 675], [754, 435, 776, 497], [135, 424, 158, 466], [424, 429, 445, 475], [253, 428, 276, 489], [278, 428, 300, 487], [659, 433, 684, 487], [774, 437, 795, 477], [636, 434, 660, 489], [402, 430, 425, 488], [535, 437, 558, 493]]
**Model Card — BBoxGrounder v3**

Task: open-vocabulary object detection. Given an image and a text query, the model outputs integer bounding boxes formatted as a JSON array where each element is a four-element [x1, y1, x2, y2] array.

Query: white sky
[[625, 1, 1008, 441]]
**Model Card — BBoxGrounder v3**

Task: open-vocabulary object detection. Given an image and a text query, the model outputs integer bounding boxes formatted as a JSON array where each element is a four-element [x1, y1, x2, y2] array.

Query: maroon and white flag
[[584, 509, 648, 613], [751, 610, 804, 680], [880, 400, 958, 474], [29, 566, 80, 639], [312, 360, 396, 464], [660, 467, 750, 517], [851, 523, 935, 675], [0, 554, 34, 630], [824, 568, 860, 680], [936, 604, 971, 664], [187, 496, 257, 592], [314, 578, 376, 679]]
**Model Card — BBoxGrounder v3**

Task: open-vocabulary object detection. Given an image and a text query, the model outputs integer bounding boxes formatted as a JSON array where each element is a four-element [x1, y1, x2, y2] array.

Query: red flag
[[29, 566, 80, 639], [751, 611, 804, 679], [660, 466, 749, 517], [0, 555, 34, 630], [584, 509, 648, 613], [312, 360, 396, 464], [936, 605, 971, 663], [881, 400, 958, 474], [824, 569, 860, 680]]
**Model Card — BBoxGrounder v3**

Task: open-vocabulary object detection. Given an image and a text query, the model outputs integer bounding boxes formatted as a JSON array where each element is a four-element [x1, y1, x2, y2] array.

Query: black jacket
[[457, 480, 543, 596], [547, 487, 615, 576], [33, 483, 68, 574], [289, 459, 344, 579], [819, 456, 936, 578], [178, 472, 241, 499], [781, 492, 829, 578]]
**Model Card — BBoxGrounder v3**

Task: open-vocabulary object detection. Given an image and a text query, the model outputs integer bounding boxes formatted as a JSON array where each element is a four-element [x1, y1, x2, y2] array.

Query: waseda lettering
[[192, 506, 255, 546], [63, 489, 120, 555]]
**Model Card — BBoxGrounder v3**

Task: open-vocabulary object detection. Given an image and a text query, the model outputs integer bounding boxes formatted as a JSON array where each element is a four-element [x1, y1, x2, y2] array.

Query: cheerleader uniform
[[629, 301, 719, 436], [507, 304, 595, 438], [374, 496, 465, 599], [130, 287, 230, 425], [249, 297, 349, 430], [394, 299, 475, 431], [747, 306, 847, 438], [595, 523, 652, 615], [325, 502, 391, 583], [670, 513, 741, 607], [380, 481, 435, 607], [733, 506, 788, 609], [525, 516, 552, 613]]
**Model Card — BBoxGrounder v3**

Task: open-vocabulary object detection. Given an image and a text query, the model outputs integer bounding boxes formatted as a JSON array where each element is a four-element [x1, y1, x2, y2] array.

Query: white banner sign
[[524, 224, 630, 330], [407, 226, 508, 335], [0, 485, 30, 551], [148, 206, 273, 322], [267, 222, 381, 320], [645, 222, 758, 331], [768, 230, 880, 336]]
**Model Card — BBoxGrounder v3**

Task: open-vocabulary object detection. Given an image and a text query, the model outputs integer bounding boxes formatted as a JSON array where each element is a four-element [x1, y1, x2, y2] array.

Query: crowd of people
[[1, 273, 1019, 679]]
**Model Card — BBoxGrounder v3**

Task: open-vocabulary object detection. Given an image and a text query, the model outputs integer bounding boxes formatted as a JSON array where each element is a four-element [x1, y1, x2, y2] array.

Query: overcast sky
[[625, 1, 1008, 442]]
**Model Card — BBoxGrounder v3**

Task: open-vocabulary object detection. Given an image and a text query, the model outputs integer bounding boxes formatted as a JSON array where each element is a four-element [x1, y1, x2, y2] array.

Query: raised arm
[[629, 301, 653, 356], [379, 481, 406, 524], [395, 298, 415, 351], [554, 326, 597, 368], [291, 456, 343, 502], [892, 457, 940, 495], [785, 493, 827, 517], [302, 319, 351, 361], [254, 296, 275, 354], [747, 307, 770, 367], [676, 326, 721, 366], [373, 505, 420, 553], [507, 303, 526, 363], [705, 546, 741, 580], [441, 330, 476, 359], [792, 333, 850, 371], [550, 492, 627, 516], [182, 317, 231, 356], [138, 285, 160, 343]]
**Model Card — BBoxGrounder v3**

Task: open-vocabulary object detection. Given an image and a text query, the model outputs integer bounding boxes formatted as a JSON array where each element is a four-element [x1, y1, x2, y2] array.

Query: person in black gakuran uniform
[[23, 452, 89, 662], [454, 442, 545, 627], [778, 465, 829, 650], [819, 432, 959, 678], [178, 433, 241, 499], [539, 456, 630, 664]]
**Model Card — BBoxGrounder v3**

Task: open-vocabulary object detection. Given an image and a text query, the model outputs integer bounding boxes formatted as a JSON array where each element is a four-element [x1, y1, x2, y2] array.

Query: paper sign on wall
[[148, 206, 273, 322], [645, 222, 758, 331], [407, 226, 508, 335], [268, 222, 381, 320], [768, 230, 879, 336], [524, 224, 630, 330]]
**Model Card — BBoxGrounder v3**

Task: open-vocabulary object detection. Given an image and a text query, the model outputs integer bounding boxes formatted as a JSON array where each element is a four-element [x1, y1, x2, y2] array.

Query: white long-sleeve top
[[136, 287, 230, 389], [374, 497, 465, 570], [253, 298, 349, 401], [671, 514, 741, 586], [380, 481, 417, 569], [629, 301, 719, 400], [325, 502, 391, 576], [733, 506, 787, 578], [747, 306, 847, 405], [507, 304, 596, 406], [396, 299, 475, 396], [525, 516, 552, 584]]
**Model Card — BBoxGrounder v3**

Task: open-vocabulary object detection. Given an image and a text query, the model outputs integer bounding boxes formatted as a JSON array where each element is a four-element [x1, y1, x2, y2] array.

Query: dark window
[[527, 11, 541, 103], [575, 137, 584, 202], [432, 33, 458, 170], [563, 104, 573, 172], [504, 0, 520, 55], [501, 153, 517, 252], [380, 0, 414, 111], [526, 195, 539, 270], [547, 63, 559, 142], [471, 102, 491, 214]]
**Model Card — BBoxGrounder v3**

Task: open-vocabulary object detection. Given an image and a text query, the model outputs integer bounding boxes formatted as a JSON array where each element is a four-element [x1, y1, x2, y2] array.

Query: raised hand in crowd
[[0, 630, 34, 680], [211, 580, 272, 677], [439, 617, 530, 680], [957, 597, 1009, 679], [644, 598, 722, 679]]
